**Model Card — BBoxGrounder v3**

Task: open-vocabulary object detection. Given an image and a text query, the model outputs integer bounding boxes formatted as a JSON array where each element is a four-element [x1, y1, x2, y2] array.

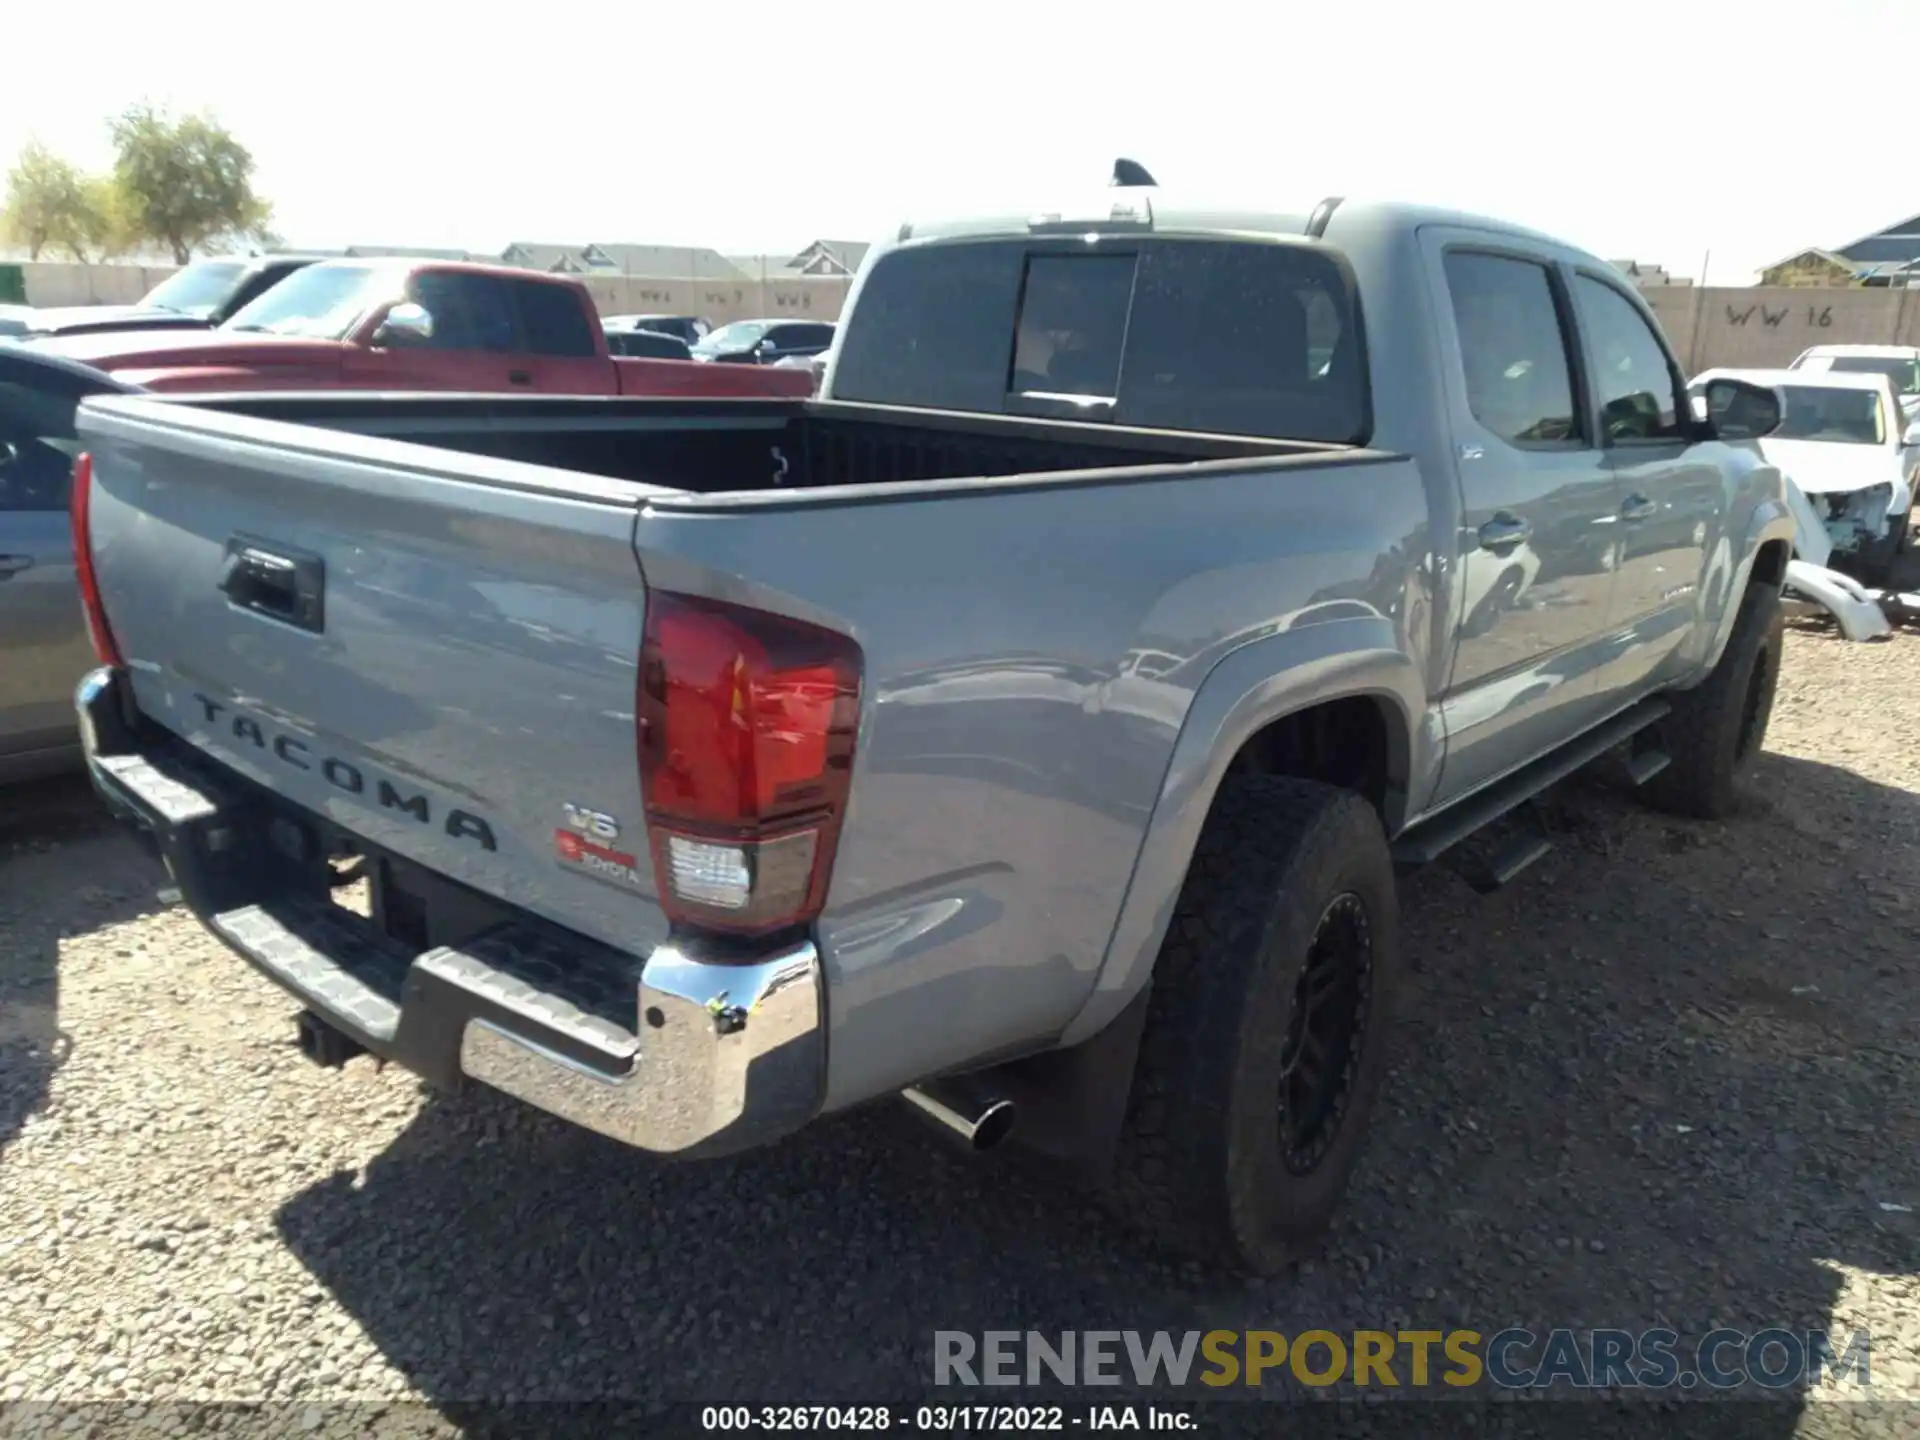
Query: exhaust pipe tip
[[902, 1082, 1018, 1153]]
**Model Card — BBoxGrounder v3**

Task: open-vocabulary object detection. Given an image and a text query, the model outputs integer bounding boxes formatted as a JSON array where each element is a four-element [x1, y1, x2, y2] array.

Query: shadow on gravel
[[0, 772, 168, 1158], [274, 750, 1918, 1422]]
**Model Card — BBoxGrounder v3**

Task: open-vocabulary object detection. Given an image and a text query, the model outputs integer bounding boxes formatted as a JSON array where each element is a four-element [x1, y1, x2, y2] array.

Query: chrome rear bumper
[[76, 665, 825, 1158]]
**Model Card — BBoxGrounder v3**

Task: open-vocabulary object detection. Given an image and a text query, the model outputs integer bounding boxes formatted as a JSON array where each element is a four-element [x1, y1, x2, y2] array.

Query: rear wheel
[[1642, 580, 1783, 820], [1109, 776, 1399, 1274]]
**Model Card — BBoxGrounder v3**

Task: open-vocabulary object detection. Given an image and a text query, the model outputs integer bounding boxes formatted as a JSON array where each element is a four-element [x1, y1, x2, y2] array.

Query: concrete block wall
[[571, 273, 849, 323], [21, 263, 183, 307], [1644, 286, 1920, 372]]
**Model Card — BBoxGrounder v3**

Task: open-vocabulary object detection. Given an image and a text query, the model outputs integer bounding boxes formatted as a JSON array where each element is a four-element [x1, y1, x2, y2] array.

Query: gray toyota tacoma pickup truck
[[70, 173, 1797, 1273]]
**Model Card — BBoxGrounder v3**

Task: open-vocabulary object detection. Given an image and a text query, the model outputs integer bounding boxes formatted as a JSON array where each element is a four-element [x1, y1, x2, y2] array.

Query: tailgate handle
[[219, 536, 325, 634]]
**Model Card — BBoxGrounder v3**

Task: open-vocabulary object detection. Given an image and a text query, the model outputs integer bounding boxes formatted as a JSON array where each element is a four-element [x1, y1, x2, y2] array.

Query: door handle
[[508, 370, 533, 386], [0, 554, 33, 579], [1620, 493, 1658, 523], [1477, 513, 1533, 552]]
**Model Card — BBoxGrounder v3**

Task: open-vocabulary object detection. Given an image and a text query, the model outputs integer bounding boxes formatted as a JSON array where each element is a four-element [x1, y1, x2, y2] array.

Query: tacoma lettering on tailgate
[[191, 693, 498, 851]]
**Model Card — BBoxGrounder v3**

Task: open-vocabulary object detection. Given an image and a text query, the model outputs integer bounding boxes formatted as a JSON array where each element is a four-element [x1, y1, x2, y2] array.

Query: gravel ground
[[3, 612, 1918, 1436]]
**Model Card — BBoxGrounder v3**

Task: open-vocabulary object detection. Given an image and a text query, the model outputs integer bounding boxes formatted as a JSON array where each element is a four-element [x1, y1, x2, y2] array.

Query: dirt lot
[[2, 616, 1917, 1435]]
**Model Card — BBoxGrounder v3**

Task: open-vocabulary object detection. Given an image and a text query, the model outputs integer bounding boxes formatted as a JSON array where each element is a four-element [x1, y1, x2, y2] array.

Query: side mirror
[[373, 302, 434, 347], [756, 337, 779, 358], [1903, 420, 1920, 448], [1701, 377, 1782, 441]]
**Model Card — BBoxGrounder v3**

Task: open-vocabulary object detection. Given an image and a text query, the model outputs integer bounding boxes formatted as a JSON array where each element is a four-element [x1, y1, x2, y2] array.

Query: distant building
[[341, 244, 473, 261], [497, 242, 593, 274], [785, 239, 871, 277], [497, 239, 870, 282], [1760, 248, 1868, 287], [1760, 214, 1920, 287], [498, 241, 746, 279], [1834, 210, 1920, 283], [1610, 259, 1694, 289], [579, 243, 747, 279]]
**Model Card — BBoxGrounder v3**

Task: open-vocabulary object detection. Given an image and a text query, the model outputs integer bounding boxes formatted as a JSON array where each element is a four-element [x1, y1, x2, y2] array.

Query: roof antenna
[[1111, 158, 1157, 188]]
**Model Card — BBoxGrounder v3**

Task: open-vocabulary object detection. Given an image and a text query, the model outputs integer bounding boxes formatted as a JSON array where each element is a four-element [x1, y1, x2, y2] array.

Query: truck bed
[[147, 392, 1342, 498], [75, 388, 1421, 1112]]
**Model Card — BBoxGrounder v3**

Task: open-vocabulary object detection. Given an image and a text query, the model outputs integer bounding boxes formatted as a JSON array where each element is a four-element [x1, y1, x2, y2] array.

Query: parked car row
[[0, 254, 325, 341], [598, 314, 839, 367], [4, 260, 838, 391], [13, 260, 816, 401]]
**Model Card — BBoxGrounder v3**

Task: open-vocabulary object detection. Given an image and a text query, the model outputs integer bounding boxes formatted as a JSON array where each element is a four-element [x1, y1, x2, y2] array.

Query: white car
[[1691, 366, 1916, 585], [1788, 343, 1920, 426]]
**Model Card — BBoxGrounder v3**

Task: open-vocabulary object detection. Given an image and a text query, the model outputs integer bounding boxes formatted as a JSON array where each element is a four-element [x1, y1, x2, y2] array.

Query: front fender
[[1055, 617, 1429, 1047], [1697, 496, 1797, 677]]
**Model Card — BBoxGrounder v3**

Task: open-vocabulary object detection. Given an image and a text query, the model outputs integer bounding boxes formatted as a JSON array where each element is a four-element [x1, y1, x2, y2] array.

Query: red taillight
[[638, 591, 862, 937], [68, 453, 124, 669]]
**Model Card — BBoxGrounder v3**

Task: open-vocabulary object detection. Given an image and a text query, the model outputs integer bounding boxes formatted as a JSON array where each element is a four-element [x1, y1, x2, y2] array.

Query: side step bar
[[1393, 697, 1673, 871]]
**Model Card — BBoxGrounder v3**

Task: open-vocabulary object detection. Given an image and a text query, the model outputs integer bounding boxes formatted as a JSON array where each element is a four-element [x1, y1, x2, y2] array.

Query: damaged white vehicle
[[1691, 368, 1918, 639], [1689, 367, 1915, 583]]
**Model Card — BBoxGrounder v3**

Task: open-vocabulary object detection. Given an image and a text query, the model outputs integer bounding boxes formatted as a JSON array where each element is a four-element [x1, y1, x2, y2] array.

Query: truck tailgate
[[78, 400, 671, 959]]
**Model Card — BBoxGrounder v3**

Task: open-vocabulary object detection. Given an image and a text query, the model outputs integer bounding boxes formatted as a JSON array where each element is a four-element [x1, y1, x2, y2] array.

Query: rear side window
[[1443, 252, 1582, 445], [513, 281, 598, 357], [831, 238, 1368, 443]]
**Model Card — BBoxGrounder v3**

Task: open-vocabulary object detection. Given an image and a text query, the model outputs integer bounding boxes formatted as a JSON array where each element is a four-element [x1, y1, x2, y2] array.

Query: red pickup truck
[[22, 259, 816, 399]]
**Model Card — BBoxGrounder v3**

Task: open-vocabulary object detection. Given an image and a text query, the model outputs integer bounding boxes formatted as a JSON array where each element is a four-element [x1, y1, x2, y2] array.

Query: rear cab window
[[830, 236, 1369, 444], [512, 280, 600, 357]]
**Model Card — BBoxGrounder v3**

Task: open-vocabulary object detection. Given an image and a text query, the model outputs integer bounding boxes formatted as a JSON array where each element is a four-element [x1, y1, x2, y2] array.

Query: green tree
[[77, 174, 134, 260], [109, 104, 274, 264], [1, 141, 113, 261]]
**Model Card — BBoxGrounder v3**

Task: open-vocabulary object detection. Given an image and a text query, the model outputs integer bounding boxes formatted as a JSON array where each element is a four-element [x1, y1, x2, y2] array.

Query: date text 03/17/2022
[[699, 1405, 1196, 1431]]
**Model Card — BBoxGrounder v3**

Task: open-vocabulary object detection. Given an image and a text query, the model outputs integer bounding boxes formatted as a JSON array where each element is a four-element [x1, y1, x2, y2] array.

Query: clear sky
[[5, 0, 1915, 282]]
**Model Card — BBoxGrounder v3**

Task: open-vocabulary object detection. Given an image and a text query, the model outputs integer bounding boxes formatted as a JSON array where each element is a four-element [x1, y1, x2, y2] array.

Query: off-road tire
[[1108, 776, 1399, 1274], [1642, 580, 1784, 820]]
